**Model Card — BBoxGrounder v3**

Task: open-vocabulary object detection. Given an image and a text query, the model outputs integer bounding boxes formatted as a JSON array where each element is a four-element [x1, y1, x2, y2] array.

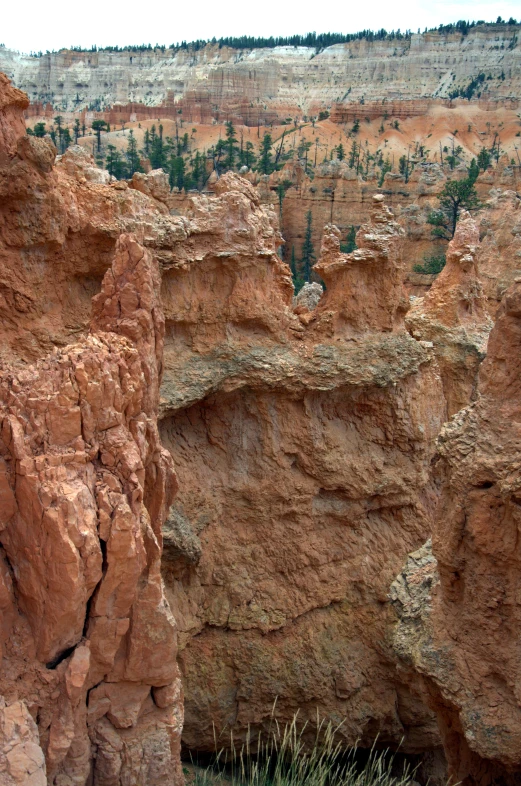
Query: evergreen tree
[[477, 146, 491, 171], [149, 124, 168, 169], [336, 143, 345, 161], [33, 122, 46, 138], [143, 129, 151, 156], [126, 130, 142, 176], [467, 157, 479, 184], [73, 119, 81, 143], [258, 132, 273, 174], [427, 177, 481, 239], [290, 245, 304, 291], [301, 211, 316, 282], [106, 144, 127, 179], [211, 139, 227, 175], [61, 127, 72, 153], [54, 116, 64, 153], [340, 225, 357, 253], [168, 155, 185, 189], [187, 150, 207, 189], [91, 119, 108, 152], [224, 120, 239, 169], [241, 140, 256, 169], [348, 140, 358, 168]]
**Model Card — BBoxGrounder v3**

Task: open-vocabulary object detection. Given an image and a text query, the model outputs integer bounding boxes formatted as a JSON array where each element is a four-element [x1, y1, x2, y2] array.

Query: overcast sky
[[2, 0, 519, 54]]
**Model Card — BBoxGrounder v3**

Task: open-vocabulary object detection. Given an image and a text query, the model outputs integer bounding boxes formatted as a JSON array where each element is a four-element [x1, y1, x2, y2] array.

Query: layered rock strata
[[406, 212, 492, 416], [158, 192, 446, 753], [392, 278, 521, 784], [1, 24, 520, 116]]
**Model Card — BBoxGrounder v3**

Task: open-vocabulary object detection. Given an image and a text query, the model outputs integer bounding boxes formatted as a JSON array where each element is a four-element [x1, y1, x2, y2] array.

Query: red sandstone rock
[[158, 189, 446, 754], [0, 233, 183, 785], [406, 212, 492, 415], [311, 195, 409, 336], [393, 278, 521, 784]]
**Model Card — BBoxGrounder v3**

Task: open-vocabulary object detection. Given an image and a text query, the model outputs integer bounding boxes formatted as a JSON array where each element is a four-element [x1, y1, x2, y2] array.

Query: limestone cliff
[[1, 24, 520, 118]]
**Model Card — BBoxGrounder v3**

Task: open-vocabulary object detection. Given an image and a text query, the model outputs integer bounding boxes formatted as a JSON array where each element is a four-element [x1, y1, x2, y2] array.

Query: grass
[[188, 713, 420, 786]]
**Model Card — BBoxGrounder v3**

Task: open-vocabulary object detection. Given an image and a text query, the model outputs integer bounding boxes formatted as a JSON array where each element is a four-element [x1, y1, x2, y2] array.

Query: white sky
[[2, 0, 519, 54]]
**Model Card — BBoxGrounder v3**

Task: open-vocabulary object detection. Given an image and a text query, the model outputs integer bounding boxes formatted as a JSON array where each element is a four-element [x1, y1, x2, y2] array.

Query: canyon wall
[[392, 274, 521, 784], [4, 68, 521, 784], [157, 186, 447, 754], [1, 24, 520, 119]]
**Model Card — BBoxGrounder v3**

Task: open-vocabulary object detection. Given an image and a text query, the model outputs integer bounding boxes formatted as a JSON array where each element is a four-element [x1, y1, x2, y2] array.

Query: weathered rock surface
[[311, 196, 409, 337], [392, 278, 521, 784], [0, 77, 182, 785], [158, 190, 446, 753], [0, 698, 47, 786], [478, 189, 521, 313], [406, 212, 492, 415]]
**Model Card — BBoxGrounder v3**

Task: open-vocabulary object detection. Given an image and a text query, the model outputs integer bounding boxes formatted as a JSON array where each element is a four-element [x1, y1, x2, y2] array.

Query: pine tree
[[91, 120, 108, 152], [241, 140, 256, 169], [106, 144, 127, 179], [336, 143, 345, 161], [288, 245, 299, 289], [348, 140, 358, 168], [258, 132, 273, 174], [428, 178, 481, 239], [467, 157, 479, 184], [477, 147, 491, 171], [225, 120, 239, 169], [301, 211, 316, 282], [73, 119, 81, 143], [168, 155, 185, 189], [126, 130, 142, 176]]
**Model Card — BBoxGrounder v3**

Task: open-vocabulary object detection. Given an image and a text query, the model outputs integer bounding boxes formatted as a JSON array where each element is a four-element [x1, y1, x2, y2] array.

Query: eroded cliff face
[[156, 190, 446, 753], [1, 25, 520, 117], [406, 212, 492, 416], [0, 73, 182, 786], [6, 66, 521, 784], [392, 278, 521, 784]]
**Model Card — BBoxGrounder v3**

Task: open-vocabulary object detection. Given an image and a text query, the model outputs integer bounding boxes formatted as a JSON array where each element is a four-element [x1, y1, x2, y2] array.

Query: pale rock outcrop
[[292, 282, 323, 312], [392, 277, 521, 784], [406, 212, 492, 415], [2, 25, 520, 114]]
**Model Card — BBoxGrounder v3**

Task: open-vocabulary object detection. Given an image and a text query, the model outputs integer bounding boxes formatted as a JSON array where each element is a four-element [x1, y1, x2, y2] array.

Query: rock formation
[[478, 189, 521, 313], [311, 196, 409, 336], [392, 277, 521, 784], [406, 212, 492, 415], [6, 64, 521, 784], [0, 74, 182, 786], [1, 24, 520, 117], [157, 189, 446, 754]]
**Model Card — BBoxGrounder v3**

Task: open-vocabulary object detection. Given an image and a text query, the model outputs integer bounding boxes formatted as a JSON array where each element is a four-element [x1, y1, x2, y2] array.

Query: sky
[[1, 0, 519, 54]]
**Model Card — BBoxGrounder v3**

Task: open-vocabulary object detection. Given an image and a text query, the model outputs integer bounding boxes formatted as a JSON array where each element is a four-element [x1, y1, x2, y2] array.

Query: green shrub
[[413, 253, 446, 274]]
